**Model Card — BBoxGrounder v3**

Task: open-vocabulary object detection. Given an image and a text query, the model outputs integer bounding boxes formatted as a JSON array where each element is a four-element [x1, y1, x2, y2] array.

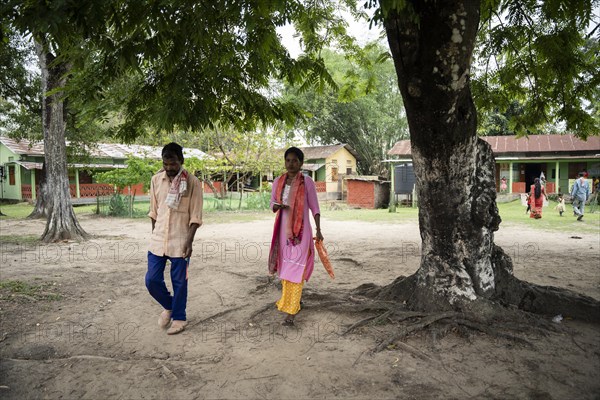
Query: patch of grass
[[0, 234, 41, 244], [497, 199, 600, 233], [0, 280, 62, 301], [323, 201, 599, 233], [1, 196, 598, 233], [0, 203, 36, 219], [0, 202, 97, 219]]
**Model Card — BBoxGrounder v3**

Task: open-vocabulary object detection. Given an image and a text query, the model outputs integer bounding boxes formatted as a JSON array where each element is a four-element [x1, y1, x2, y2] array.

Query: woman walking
[[529, 177, 547, 219], [268, 147, 323, 326]]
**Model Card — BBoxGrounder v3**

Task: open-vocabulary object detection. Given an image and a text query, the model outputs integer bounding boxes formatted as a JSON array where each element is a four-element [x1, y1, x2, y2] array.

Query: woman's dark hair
[[162, 142, 184, 162], [534, 177, 541, 198], [284, 146, 304, 163]]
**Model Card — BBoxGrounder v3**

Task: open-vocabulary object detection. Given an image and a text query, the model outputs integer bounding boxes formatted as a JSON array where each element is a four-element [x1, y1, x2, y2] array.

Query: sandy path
[[0, 214, 598, 399]]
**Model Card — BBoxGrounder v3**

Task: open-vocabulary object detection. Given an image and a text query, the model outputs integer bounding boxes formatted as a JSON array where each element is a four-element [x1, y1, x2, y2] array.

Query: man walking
[[146, 142, 203, 334], [571, 172, 589, 221]]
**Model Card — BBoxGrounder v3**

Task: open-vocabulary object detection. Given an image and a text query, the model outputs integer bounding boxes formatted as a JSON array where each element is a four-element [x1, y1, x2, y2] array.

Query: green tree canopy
[[2, 0, 365, 142], [282, 45, 408, 175], [95, 156, 160, 192], [472, 0, 599, 137]]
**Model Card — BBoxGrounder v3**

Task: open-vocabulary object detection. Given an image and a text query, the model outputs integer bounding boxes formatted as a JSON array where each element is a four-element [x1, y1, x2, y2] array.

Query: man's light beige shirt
[[148, 170, 203, 257]]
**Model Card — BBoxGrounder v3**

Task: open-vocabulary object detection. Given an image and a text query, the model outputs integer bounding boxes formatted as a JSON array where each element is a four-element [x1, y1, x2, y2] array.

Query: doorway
[[524, 163, 544, 190]]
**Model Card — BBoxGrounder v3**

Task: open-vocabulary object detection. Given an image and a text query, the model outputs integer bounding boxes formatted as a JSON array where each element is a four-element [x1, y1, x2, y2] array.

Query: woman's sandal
[[282, 318, 295, 326]]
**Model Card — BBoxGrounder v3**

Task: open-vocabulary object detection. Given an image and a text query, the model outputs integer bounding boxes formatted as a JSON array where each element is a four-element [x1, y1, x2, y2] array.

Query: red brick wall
[[203, 181, 224, 194], [347, 180, 374, 208], [512, 182, 526, 193], [121, 183, 145, 195], [315, 181, 326, 193]]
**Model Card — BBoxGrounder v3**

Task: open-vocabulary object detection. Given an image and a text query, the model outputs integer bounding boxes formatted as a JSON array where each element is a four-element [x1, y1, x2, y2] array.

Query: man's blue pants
[[146, 251, 188, 321]]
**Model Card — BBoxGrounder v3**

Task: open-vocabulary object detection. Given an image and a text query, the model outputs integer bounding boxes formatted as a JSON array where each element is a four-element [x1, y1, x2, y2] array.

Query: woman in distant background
[[500, 176, 508, 193], [268, 147, 323, 326], [529, 177, 547, 219]]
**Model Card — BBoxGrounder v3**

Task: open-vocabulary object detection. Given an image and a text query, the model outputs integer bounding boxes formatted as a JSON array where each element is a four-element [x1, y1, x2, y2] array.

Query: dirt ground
[[0, 212, 599, 399]]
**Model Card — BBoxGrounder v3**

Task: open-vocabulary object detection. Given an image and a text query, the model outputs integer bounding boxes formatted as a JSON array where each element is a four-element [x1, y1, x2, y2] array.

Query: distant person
[[529, 177, 547, 219], [146, 142, 203, 335], [500, 176, 507, 193], [555, 195, 566, 217], [268, 147, 323, 326], [571, 172, 589, 221]]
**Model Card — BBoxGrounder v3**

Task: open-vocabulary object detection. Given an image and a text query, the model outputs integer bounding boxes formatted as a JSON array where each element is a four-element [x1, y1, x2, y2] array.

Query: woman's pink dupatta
[[268, 173, 305, 274]]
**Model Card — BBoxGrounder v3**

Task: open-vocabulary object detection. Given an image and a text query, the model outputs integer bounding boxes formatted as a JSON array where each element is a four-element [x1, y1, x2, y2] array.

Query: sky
[[277, 10, 385, 58]]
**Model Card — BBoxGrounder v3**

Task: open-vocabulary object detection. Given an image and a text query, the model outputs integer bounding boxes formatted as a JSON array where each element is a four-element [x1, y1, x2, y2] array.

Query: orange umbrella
[[314, 238, 334, 279]]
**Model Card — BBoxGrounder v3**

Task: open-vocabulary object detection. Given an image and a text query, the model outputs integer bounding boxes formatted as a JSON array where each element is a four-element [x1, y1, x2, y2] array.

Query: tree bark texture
[[27, 162, 48, 219], [382, 1, 599, 320], [384, 1, 493, 309], [35, 40, 88, 242]]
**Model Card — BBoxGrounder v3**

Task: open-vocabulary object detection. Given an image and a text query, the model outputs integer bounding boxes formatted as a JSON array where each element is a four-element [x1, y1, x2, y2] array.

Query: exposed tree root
[[491, 245, 600, 323], [254, 242, 598, 353], [342, 311, 391, 336], [393, 341, 433, 362], [453, 318, 533, 347], [302, 279, 583, 354], [374, 311, 457, 352], [351, 246, 600, 323]]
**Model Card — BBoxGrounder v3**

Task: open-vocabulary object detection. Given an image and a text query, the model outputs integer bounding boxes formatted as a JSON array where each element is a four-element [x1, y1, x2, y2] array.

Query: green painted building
[[0, 136, 207, 201], [387, 134, 600, 195]]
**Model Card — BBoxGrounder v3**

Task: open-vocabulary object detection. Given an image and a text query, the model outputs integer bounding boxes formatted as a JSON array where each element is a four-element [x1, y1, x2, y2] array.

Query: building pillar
[[509, 161, 514, 194], [555, 161, 560, 193], [75, 169, 80, 198], [389, 163, 396, 212], [31, 169, 36, 200]]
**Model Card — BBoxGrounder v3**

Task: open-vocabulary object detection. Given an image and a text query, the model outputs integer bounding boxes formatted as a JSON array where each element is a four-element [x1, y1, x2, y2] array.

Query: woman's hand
[[316, 229, 324, 241], [273, 203, 288, 212]]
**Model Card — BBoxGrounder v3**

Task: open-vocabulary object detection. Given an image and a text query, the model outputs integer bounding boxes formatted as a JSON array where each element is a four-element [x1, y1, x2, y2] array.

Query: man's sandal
[[167, 320, 187, 335], [158, 310, 172, 329]]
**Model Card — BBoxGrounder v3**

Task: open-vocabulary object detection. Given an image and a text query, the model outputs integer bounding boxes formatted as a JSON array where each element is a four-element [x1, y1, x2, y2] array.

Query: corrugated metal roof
[[0, 136, 208, 160], [10, 161, 128, 170], [301, 163, 324, 172], [346, 175, 381, 181], [13, 161, 42, 170], [388, 140, 412, 156], [0, 136, 45, 155], [388, 134, 600, 156], [299, 144, 360, 160]]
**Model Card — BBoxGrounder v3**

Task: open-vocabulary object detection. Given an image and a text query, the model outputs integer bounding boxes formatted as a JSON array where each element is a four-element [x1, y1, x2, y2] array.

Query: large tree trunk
[[35, 40, 88, 242], [380, 1, 599, 320], [383, 1, 491, 310], [27, 163, 48, 219]]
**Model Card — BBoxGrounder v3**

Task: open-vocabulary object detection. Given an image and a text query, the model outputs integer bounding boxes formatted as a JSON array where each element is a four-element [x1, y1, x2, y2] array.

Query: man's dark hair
[[578, 172, 585, 177], [284, 146, 304, 163], [162, 142, 184, 162]]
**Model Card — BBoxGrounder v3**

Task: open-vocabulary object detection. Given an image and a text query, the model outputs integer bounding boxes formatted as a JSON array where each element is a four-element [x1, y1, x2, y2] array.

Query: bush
[[108, 193, 128, 216], [245, 192, 270, 210]]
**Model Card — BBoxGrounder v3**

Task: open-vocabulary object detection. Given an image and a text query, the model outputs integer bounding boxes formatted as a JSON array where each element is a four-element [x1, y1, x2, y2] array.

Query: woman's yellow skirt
[[276, 279, 304, 315]]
